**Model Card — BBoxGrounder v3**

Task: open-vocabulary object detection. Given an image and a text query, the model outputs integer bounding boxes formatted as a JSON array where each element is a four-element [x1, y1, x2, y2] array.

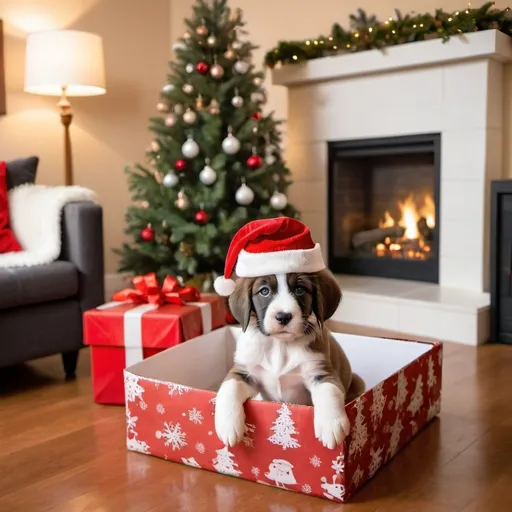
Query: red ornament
[[252, 111, 262, 121], [175, 159, 187, 172], [140, 225, 155, 242], [196, 61, 210, 75], [247, 154, 263, 169], [195, 209, 208, 224]]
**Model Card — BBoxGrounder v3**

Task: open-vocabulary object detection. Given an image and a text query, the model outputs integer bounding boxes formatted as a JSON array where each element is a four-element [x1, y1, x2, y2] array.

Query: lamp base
[[58, 87, 73, 186]]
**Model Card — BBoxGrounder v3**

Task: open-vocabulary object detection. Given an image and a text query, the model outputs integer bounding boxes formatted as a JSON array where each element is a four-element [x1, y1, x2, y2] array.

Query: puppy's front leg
[[215, 364, 258, 447], [302, 361, 351, 450]]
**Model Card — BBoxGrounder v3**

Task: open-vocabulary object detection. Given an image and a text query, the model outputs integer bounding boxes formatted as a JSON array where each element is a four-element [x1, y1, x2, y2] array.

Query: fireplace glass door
[[327, 134, 440, 283]]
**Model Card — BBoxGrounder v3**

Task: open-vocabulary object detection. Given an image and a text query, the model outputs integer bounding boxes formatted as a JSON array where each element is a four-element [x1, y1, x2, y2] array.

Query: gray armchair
[[0, 201, 104, 378]]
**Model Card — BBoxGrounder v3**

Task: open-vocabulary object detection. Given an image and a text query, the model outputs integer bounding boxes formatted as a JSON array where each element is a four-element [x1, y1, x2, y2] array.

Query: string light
[[292, 55, 298, 60], [448, 17, 453, 21], [305, 40, 311, 45], [369, 27, 373, 32], [354, 32, 360, 38], [328, 36, 333, 41]]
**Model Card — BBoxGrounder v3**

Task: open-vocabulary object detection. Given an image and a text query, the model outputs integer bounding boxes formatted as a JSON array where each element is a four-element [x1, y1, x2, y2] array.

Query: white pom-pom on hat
[[214, 275, 236, 296]]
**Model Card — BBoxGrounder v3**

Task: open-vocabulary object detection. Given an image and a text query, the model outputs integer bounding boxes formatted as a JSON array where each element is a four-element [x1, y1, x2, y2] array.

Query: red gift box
[[123, 327, 442, 502], [83, 273, 226, 405]]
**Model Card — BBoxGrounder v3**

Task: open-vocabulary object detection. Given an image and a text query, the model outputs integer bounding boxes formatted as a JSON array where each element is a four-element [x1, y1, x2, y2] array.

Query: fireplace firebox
[[327, 134, 441, 283]]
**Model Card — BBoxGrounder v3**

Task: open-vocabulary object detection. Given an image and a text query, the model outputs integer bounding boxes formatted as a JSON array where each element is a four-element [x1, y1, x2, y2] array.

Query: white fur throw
[[0, 184, 97, 268]]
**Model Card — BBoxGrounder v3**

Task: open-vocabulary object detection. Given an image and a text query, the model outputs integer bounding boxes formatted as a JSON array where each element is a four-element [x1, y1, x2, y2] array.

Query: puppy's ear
[[228, 278, 254, 332], [313, 269, 342, 323]]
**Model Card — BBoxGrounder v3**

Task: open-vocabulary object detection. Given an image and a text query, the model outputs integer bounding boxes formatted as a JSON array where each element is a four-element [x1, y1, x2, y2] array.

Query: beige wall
[[0, 0, 170, 273]]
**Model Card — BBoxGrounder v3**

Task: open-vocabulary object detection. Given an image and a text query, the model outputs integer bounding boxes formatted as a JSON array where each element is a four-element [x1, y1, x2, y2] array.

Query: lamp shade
[[24, 30, 106, 97]]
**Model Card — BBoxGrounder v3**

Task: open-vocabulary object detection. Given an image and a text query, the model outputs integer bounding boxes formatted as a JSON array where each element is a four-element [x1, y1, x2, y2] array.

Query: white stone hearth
[[272, 30, 512, 345]]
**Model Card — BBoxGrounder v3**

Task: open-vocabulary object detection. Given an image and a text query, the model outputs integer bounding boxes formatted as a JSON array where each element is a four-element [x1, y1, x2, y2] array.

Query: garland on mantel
[[264, 1, 512, 68]]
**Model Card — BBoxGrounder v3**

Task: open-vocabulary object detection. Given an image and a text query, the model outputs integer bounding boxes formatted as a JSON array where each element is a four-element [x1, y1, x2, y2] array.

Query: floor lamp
[[24, 30, 106, 186]]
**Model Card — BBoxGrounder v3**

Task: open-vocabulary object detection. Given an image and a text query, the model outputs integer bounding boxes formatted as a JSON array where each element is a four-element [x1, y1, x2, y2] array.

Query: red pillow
[[0, 161, 22, 253]]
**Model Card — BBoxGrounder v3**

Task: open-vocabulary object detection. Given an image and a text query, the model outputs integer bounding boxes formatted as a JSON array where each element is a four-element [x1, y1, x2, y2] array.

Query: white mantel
[[272, 30, 512, 345]]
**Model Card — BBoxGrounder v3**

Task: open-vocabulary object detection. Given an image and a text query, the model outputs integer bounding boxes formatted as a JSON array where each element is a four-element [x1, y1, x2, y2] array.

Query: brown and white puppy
[[214, 269, 364, 449]]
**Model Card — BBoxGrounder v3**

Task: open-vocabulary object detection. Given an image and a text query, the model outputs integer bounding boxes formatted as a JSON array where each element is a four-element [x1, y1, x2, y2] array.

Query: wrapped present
[[83, 273, 226, 405], [123, 327, 443, 502]]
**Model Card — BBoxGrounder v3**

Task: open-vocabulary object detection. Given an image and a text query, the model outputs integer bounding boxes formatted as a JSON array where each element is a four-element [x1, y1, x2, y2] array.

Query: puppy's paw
[[214, 401, 247, 447], [314, 407, 350, 449]]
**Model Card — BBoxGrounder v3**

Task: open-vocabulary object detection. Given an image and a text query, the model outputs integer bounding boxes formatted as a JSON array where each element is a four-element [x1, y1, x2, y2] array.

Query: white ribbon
[[188, 302, 212, 333]]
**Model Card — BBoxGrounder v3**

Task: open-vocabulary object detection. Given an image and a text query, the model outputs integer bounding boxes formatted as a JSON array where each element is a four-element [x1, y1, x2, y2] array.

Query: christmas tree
[[116, 0, 299, 288], [267, 403, 300, 450]]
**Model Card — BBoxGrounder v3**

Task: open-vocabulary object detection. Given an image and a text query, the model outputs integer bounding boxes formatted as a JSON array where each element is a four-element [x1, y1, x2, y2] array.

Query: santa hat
[[214, 217, 325, 296]]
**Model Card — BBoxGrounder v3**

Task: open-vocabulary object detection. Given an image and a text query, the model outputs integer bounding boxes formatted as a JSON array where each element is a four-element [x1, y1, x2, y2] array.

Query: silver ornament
[[165, 113, 177, 127], [161, 83, 174, 94], [199, 163, 217, 185], [183, 108, 197, 125], [253, 77, 264, 87], [172, 41, 187, 52], [174, 104, 184, 115], [206, 35, 217, 47], [231, 94, 244, 108], [156, 102, 168, 113], [185, 63, 194, 73], [234, 60, 250, 74], [270, 191, 288, 210], [182, 136, 200, 159], [182, 83, 194, 94], [163, 172, 179, 188], [210, 63, 224, 79], [232, 40, 242, 50], [235, 183, 255, 206], [175, 190, 189, 210], [222, 133, 241, 155], [251, 92, 265, 104]]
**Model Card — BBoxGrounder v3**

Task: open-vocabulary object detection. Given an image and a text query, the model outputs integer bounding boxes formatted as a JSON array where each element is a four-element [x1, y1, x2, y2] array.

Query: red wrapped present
[[123, 327, 442, 502], [83, 273, 226, 405]]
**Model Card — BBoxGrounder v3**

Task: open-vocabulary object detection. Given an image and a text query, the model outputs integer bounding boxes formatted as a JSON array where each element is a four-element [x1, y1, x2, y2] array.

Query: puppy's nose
[[275, 312, 292, 325]]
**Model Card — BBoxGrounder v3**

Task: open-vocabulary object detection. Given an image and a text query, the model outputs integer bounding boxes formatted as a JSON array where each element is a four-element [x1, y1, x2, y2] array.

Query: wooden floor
[[1, 325, 512, 512]]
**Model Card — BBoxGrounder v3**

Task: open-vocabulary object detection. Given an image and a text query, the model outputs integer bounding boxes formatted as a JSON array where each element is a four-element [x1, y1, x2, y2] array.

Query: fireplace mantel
[[271, 30, 512, 87]]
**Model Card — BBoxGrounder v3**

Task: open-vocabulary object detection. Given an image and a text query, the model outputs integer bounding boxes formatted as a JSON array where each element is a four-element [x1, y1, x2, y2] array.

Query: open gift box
[[123, 326, 442, 502]]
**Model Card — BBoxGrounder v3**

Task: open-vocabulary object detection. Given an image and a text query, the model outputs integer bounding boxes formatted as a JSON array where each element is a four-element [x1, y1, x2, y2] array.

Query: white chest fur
[[234, 328, 320, 405]]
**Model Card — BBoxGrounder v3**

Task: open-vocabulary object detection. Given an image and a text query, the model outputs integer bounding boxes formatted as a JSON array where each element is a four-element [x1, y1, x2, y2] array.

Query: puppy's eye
[[295, 286, 306, 296], [259, 287, 270, 297]]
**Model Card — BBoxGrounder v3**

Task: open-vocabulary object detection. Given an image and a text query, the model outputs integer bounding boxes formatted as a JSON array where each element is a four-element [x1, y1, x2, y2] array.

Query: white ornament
[[161, 83, 174, 94], [199, 162, 217, 185], [183, 108, 197, 125], [251, 92, 265, 104], [165, 113, 177, 127], [270, 191, 288, 211], [221, 133, 241, 155], [210, 63, 224, 79], [232, 40, 242, 50], [163, 172, 179, 188], [185, 63, 194, 73], [182, 83, 194, 95], [174, 104, 184, 115], [182, 136, 199, 159], [235, 183, 254, 205], [172, 41, 187, 52], [253, 76, 264, 87], [175, 189, 189, 210], [156, 102, 168, 113], [234, 60, 250, 74], [231, 94, 244, 108], [150, 141, 160, 152], [206, 35, 217, 47]]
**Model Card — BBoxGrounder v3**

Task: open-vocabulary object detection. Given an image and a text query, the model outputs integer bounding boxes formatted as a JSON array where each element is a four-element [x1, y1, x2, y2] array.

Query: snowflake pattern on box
[[427, 398, 441, 422], [407, 375, 424, 416], [188, 407, 204, 424], [310, 455, 322, 467], [168, 383, 191, 397], [195, 442, 205, 454], [126, 408, 138, 436], [155, 421, 187, 451], [385, 416, 404, 460], [268, 403, 301, 450], [125, 373, 146, 408], [302, 484, 312, 494], [156, 403, 165, 415], [394, 370, 408, 410], [348, 399, 368, 461], [427, 356, 437, 389], [127, 435, 151, 454], [370, 382, 387, 428], [368, 445, 384, 478], [352, 465, 364, 488], [213, 446, 242, 477], [251, 466, 260, 477]]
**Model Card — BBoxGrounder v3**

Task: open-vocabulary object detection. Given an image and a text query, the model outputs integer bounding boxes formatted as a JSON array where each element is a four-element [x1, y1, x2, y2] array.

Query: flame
[[379, 211, 395, 228], [398, 194, 420, 240], [420, 194, 436, 229]]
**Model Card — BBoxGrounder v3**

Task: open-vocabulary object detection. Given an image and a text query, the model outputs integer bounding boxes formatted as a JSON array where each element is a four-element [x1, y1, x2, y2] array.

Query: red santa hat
[[213, 217, 326, 296]]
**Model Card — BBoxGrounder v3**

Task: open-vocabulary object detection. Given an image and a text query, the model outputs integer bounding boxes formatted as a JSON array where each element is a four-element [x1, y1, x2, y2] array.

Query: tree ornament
[[199, 159, 217, 185], [252, 111, 262, 121], [222, 127, 241, 155], [195, 209, 208, 224], [182, 83, 194, 95], [172, 41, 187, 53], [235, 182, 255, 206], [196, 61, 210, 75], [231, 89, 244, 108], [182, 135, 199, 159], [174, 104, 184, 115], [175, 159, 187, 172], [141, 225, 155, 242], [196, 24, 208, 36], [179, 241, 194, 256], [251, 91, 265, 104], [206, 35, 217, 47], [183, 108, 197, 125], [150, 140, 160, 152], [156, 102, 169, 113], [183, 31, 192, 41], [161, 83, 174, 94], [234, 60, 250, 74], [265, 142, 276, 165], [247, 152, 263, 169], [196, 94, 204, 111], [210, 63, 224, 79], [270, 190, 288, 211], [165, 113, 177, 127], [209, 99, 220, 115], [163, 171, 179, 188], [232, 40, 243, 51], [224, 49, 235, 60], [185, 63, 194, 73], [175, 189, 189, 210], [253, 76, 264, 87]]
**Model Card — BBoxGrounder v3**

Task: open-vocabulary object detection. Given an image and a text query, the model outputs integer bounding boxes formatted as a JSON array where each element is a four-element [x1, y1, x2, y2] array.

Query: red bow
[[112, 273, 200, 306]]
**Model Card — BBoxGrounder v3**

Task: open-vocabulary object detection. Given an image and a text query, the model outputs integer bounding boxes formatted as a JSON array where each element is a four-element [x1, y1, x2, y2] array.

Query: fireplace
[[327, 134, 441, 283]]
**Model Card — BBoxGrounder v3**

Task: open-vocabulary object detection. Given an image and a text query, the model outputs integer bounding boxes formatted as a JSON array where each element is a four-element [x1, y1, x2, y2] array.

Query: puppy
[[214, 269, 364, 449]]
